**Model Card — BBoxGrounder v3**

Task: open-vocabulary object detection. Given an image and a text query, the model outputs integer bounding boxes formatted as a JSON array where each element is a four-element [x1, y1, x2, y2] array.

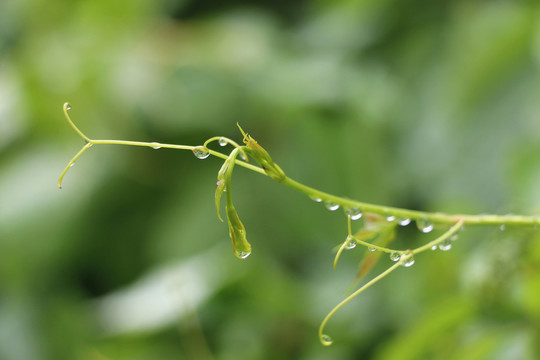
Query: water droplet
[[64, 103, 72, 110], [325, 202, 340, 211], [346, 207, 363, 220], [416, 218, 434, 233], [431, 245, 437, 251], [390, 252, 401, 261], [151, 142, 161, 149], [368, 247, 376, 252], [218, 137, 227, 147], [236, 251, 251, 259], [450, 234, 458, 242], [499, 224, 506, 231], [69, 162, 75, 168], [192, 146, 210, 159], [439, 239, 452, 251], [321, 334, 333, 346], [345, 238, 356, 250], [397, 218, 411, 226], [386, 215, 396, 222], [402, 255, 415, 267], [310, 196, 322, 203]]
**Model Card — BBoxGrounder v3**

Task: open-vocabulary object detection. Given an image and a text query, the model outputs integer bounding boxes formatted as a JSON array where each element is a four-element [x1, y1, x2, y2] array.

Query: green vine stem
[[58, 102, 540, 229], [58, 103, 539, 344]]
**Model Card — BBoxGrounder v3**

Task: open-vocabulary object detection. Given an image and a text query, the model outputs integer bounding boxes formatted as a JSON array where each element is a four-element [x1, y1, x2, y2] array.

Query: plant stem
[[319, 259, 404, 346], [59, 103, 540, 228], [280, 177, 540, 227]]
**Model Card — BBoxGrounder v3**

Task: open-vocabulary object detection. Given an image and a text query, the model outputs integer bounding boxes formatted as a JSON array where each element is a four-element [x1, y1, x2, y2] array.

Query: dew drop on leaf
[[236, 251, 251, 259]]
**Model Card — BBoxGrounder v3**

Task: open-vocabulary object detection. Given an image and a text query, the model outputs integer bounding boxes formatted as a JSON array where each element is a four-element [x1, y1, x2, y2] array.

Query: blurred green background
[[2, 0, 540, 359]]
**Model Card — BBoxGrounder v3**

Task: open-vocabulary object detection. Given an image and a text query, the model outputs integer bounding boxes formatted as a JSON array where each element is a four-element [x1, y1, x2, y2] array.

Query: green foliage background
[[1, 0, 540, 359]]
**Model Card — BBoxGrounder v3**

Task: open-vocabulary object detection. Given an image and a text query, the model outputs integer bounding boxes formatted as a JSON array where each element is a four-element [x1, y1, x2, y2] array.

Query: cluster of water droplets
[[388, 251, 414, 266], [384, 215, 411, 226], [192, 146, 210, 159]]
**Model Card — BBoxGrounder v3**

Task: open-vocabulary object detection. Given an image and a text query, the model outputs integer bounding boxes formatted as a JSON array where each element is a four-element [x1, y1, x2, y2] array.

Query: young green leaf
[[237, 124, 286, 182], [215, 147, 252, 259]]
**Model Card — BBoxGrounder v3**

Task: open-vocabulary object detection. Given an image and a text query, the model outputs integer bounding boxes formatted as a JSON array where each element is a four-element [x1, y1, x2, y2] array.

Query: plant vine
[[59, 103, 540, 345]]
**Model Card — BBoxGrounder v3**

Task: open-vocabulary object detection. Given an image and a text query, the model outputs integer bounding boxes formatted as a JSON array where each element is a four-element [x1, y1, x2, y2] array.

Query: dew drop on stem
[[321, 334, 333, 346], [416, 218, 434, 233], [401, 255, 415, 267], [346, 207, 363, 220], [65, 103, 72, 110], [192, 146, 210, 159], [386, 215, 396, 222], [151, 142, 161, 149], [439, 239, 452, 251], [397, 218, 411, 226], [218, 137, 227, 147], [310, 196, 322, 203], [390, 252, 401, 261], [345, 238, 356, 250], [325, 202, 340, 211]]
